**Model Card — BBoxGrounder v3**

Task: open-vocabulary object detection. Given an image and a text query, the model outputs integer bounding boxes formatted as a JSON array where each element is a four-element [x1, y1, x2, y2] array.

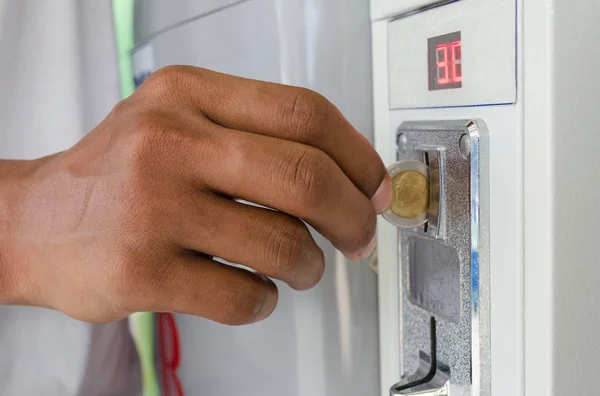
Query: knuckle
[[143, 65, 191, 98], [129, 112, 167, 140], [348, 210, 377, 252], [220, 282, 269, 326], [263, 218, 324, 290], [111, 249, 148, 308], [266, 220, 309, 278], [109, 97, 135, 119], [223, 135, 253, 174], [111, 243, 168, 311], [125, 120, 163, 170], [286, 89, 331, 141], [284, 147, 331, 208], [307, 248, 326, 289], [125, 113, 189, 173]]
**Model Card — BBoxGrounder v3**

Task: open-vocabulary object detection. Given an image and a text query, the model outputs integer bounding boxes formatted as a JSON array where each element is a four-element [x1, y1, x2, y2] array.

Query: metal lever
[[390, 317, 449, 396]]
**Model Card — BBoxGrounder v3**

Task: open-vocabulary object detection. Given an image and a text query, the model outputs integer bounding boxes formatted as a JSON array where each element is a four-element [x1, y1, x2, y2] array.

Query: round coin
[[390, 170, 429, 219]]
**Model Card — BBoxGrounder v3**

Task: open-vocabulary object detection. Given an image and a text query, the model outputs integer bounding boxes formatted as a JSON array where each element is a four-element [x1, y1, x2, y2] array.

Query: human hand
[[0, 66, 391, 325]]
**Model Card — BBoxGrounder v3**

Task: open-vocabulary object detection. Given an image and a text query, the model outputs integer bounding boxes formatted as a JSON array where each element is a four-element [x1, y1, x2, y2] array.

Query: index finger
[[143, 66, 391, 212]]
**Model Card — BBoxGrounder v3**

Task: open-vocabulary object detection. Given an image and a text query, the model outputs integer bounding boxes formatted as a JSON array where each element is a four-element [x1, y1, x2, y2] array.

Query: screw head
[[459, 134, 471, 159], [397, 133, 408, 152]]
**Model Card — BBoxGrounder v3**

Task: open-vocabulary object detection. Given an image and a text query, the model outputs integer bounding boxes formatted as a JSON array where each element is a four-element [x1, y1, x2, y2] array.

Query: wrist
[[0, 159, 40, 305]]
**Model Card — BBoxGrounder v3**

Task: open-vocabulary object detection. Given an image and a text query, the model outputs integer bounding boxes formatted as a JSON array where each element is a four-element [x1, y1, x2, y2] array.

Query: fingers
[[141, 253, 279, 326], [140, 66, 390, 209], [174, 192, 325, 290], [185, 126, 377, 259]]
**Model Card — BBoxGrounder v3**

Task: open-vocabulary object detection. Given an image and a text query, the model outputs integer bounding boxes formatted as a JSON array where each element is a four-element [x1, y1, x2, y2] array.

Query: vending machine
[[371, 0, 600, 395]]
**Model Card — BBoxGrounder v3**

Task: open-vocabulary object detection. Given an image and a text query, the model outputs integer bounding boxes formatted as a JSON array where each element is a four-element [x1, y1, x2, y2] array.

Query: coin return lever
[[382, 120, 490, 396]]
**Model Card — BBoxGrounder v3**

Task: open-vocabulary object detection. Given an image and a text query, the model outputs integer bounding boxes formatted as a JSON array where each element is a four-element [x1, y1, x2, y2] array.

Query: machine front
[[372, 0, 521, 395]]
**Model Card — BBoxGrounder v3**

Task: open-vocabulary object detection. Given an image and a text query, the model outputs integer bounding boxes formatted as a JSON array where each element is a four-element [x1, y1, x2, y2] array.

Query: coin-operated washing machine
[[132, 1, 379, 395], [371, 0, 600, 395]]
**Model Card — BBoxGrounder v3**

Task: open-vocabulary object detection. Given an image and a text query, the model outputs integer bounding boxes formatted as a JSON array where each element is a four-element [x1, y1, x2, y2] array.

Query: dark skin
[[0, 66, 391, 325]]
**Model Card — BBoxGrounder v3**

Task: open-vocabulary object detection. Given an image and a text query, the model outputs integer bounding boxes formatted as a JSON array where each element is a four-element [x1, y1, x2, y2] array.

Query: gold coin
[[390, 171, 429, 219]]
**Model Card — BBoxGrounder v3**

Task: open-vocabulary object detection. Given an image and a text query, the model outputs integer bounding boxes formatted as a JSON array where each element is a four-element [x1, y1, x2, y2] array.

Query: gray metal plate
[[394, 120, 490, 396]]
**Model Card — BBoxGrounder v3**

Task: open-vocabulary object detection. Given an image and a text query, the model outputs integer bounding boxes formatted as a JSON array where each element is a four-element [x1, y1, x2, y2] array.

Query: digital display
[[428, 31, 462, 91]]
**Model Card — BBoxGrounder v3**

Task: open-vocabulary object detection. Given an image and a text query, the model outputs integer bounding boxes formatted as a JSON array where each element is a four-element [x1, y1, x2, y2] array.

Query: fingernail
[[371, 174, 392, 214], [347, 232, 377, 261]]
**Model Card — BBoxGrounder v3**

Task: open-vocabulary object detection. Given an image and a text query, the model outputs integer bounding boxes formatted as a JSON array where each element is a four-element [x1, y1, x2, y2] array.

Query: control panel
[[387, 0, 516, 109]]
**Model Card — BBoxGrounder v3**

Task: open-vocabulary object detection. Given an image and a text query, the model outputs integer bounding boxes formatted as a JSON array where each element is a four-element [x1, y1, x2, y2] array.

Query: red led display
[[428, 32, 462, 91], [435, 41, 462, 85]]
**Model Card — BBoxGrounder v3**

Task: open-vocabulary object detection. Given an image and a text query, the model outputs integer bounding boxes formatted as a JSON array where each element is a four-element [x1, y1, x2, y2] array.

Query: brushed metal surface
[[392, 120, 490, 396]]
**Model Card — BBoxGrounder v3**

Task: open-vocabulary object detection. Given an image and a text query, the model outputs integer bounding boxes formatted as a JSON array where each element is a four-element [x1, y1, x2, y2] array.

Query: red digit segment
[[436, 44, 449, 85], [436, 41, 461, 86], [451, 41, 462, 83]]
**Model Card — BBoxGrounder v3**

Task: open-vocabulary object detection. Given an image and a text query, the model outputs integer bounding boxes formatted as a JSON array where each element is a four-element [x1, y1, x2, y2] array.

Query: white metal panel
[[387, 0, 516, 109], [524, 0, 600, 394], [370, 0, 449, 21], [143, 0, 281, 83], [135, 0, 380, 395], [551, 0, 600, 383], [522, 0, 553, 392], [133, 0, 244, 43], [372, 19, 401, 396]]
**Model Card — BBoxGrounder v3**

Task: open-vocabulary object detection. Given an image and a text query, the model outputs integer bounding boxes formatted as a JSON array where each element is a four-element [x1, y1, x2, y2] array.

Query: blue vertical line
[[471, 136, 480, 315]]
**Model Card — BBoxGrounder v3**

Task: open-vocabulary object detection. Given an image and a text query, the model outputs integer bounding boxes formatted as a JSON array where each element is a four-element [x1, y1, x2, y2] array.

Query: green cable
[[113, 0, 136, 99], [129, 312, 160, 396], [112, 1, 160, 395]]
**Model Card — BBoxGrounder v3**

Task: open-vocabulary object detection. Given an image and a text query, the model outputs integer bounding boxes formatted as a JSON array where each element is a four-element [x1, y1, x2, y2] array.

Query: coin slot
[[419, 149, 444, 239], [421, 152, 431, 234], [422, 152, 431, 234]]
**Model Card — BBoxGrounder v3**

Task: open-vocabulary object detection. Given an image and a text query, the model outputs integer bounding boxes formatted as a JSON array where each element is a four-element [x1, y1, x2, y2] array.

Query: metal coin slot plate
[[391, 120, 490, 396]]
